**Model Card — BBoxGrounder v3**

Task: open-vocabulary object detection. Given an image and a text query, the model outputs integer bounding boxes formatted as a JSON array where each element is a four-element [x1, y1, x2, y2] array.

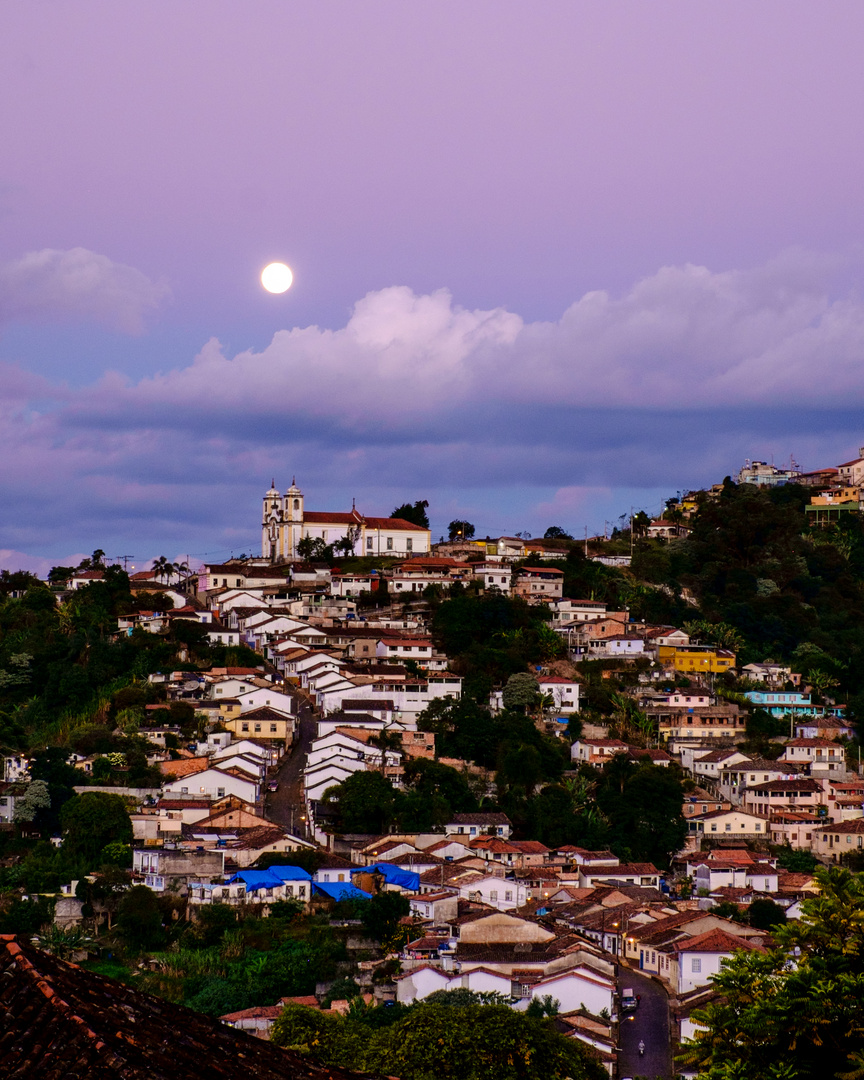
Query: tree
[[543, 526, 572, 540], [60, 791, 132, 862], [360, 891, 410, 951], [448, 520, 475, 541], [746, 896, 787, 930], [323, 771, 399, 834], [116, 885, 164, 950], [13, 779, 51, 823], [391, 501, 430, 529], [272, 1000, 606, 1080], [501, 672, 540, 713], [595, 756, 686, 867], [680, 867, 864, 1080]]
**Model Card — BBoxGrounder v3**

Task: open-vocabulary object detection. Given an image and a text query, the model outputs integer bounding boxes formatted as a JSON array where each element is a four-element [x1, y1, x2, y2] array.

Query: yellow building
[[224, 707, 293, 743], [657, 645, 736, 674]]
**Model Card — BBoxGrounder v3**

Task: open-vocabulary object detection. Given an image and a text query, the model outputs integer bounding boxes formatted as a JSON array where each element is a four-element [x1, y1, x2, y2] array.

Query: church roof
[[303, 511, 425, 531]]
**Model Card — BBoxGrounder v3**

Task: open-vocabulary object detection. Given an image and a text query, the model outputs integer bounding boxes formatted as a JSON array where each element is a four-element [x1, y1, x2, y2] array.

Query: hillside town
[[3, 460, 864, 1079]]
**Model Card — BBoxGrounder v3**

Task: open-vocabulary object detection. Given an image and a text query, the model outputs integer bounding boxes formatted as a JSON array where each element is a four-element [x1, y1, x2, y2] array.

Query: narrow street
[[617, 969, 672, 1078], [263, 696, 316, 839]]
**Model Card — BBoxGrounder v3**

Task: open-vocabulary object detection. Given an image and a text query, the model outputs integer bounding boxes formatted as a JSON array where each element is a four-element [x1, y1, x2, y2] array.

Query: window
[[406, 538, 413, 551], [725, 824, 732, 832], [386, 537, 393, 550], [691, 958, 702, 973], [367, 538, 373, 550], [217, 788, 225, 797], [490, 891, 498, 901], [293, 499, 299, 510], [270, 724, 277, 732], [241, 723, 249, 732]]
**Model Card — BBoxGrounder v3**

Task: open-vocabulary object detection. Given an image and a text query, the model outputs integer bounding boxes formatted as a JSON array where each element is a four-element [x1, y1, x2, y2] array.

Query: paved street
[[263, 696, 316, 839], [617, 969, 672, 1079]]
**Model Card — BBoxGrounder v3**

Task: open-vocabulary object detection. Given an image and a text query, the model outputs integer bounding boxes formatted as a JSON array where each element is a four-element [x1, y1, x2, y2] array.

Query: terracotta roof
[[813, 818, 864, 834], [158, 757, 210, 777], [747, 778, 824, 793], [674, 928, 764, 955], [0, 936, 367, 1078], [448, 812, 511, 826]]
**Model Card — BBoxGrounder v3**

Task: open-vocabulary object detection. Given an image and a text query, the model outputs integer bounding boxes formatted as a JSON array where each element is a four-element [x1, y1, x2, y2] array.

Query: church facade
[[262, 480, 431, 561]]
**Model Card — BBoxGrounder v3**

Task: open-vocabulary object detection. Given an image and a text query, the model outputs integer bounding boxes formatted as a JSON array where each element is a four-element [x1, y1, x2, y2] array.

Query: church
[[262, 479, 432, 561]]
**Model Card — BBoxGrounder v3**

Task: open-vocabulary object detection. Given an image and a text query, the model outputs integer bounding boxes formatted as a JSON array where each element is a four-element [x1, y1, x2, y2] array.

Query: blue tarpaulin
[[354, 862, 420, 892], [313, 881, 372, 901], [227, 866, 312, 892]]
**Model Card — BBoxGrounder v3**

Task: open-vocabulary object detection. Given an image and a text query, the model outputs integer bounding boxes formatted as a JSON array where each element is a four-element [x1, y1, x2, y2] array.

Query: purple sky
[[3, 2, 864, 572]]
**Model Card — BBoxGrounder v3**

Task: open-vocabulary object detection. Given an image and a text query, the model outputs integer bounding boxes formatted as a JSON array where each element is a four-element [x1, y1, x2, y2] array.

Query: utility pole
[[113, 555, 135, 570], [584, 526, 588, 557]]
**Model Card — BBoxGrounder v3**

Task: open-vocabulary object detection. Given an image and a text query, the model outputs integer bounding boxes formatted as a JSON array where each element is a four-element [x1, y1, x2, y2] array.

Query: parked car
[[620, 988, 638, 1014]]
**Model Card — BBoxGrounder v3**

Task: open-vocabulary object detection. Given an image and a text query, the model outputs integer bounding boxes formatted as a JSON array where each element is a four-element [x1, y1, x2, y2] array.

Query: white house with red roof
[[262, 479, 431, 560], [667, 929, 763, 994]]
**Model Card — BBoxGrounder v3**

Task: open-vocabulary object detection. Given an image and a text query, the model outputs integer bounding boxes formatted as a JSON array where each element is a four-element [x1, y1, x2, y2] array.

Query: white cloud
[[0, 247, 169, 333], [3, 249, 864, 560], [76, 248, 862, 422]]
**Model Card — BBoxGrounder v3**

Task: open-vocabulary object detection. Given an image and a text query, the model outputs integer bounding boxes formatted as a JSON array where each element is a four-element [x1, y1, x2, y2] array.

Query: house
[[656, 644, 736, 674], [512, 567, 565, 602], [688, 808, 769, 839], [667, 928, 763, 994], [692, 749, 751, 781], [654, 704, 745, 740], [647, 520, 689, 540], [742, 662, 797, 687], [745, 691, 845, 721], [537, 677, 581, 713], [162, 766, 260, 803], [409, 891, 459, 923], [261, 479, 431, 560], [472, 563, 512, 593], [682, 788, 731, 820], [445, 812, 512, 839], [742, 778, 827, 818], [780, 738, 847, 774], [570, 739, 629, 767], [226, 706, 293, 743], [718, 758, 802, 801], [811, 818, 864, 862], [577, 863, 660, 889], [836, 449, 864, 486], [132, 847, 225, 893]]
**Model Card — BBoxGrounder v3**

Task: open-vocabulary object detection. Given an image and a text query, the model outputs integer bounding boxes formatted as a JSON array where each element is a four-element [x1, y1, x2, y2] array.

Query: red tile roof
[[675, 929, 764, 955], [0, 936, 366, 1078]]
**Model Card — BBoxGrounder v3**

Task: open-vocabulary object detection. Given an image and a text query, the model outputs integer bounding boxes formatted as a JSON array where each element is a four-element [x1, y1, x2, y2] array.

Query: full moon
[[261, 262, 294, 293]]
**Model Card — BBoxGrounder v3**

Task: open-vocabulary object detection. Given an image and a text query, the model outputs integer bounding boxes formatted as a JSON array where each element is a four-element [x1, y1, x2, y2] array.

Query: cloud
[[4, 249, 864, 562], [0, 247, 169, 333]]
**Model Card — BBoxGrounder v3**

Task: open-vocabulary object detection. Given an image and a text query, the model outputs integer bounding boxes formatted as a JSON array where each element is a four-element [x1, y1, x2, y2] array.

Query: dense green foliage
[[272, 999, 607, 1080], [681, 867, 864, 1079], [323, 757, 478, 833], [0, 571, 258, 750], [391, 500, 430, 529]]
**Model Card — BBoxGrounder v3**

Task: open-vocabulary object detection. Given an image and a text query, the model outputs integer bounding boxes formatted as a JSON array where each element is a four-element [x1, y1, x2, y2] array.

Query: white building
[[262, 480, 431, 560]]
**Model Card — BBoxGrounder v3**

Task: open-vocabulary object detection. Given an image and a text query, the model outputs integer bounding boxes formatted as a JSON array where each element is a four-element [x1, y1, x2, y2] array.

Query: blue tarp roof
[[226, 869, 282, 891], [226, 866, 311, 892], [354, 862, 420, 892], [313, 881, 372, 901], [266, 865, 313, 882]]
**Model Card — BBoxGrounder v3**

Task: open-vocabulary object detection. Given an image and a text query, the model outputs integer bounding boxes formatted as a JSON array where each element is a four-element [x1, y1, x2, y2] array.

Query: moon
[[261, 262, 294, 294]]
